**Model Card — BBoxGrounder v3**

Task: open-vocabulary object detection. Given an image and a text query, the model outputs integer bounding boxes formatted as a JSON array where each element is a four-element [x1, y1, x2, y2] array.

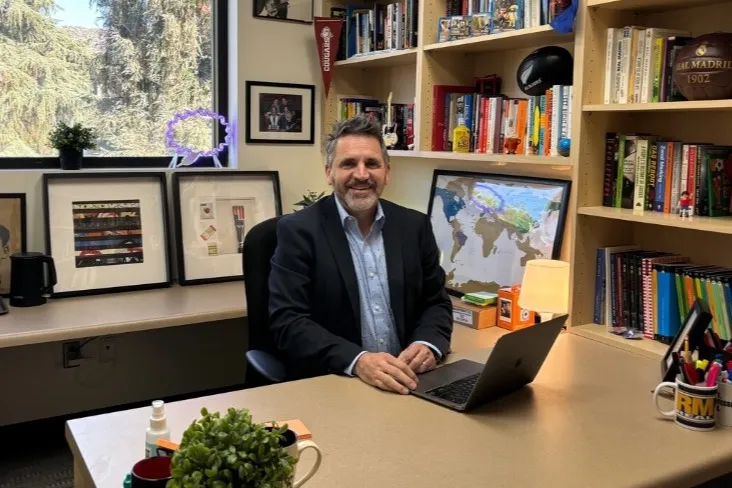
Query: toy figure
[[678, 190, 692, 217]]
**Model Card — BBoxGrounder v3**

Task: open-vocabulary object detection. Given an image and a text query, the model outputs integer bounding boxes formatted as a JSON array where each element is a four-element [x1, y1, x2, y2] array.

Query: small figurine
[[558, 138, 571, 157], [678, 191, 692, 217]]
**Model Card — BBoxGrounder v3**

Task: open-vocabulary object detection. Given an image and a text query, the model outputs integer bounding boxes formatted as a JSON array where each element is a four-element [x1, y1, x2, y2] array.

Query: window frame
[[0, 0, 229, 170]]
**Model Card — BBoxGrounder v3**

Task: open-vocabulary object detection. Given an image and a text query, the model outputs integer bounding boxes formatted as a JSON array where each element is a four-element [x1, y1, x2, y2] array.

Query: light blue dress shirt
[[333, 196, 441, 376]]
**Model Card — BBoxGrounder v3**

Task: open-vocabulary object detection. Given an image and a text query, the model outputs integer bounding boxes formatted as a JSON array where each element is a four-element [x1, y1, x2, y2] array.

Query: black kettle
[[9, 252, 57, 307]]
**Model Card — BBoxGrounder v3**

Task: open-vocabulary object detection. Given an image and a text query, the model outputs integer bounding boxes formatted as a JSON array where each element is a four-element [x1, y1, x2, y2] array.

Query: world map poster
[[428, 172, 570, 295]]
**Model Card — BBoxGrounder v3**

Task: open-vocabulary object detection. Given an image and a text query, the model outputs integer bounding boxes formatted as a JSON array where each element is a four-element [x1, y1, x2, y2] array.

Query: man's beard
[[336, 179, 382, 213]]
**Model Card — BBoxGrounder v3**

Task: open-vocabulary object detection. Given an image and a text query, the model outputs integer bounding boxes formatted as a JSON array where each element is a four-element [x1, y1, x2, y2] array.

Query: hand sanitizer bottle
[[145, 400, 170, 458]]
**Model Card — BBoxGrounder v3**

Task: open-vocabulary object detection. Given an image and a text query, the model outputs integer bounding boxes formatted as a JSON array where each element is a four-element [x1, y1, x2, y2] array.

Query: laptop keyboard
[[425, 372, 480, 405]]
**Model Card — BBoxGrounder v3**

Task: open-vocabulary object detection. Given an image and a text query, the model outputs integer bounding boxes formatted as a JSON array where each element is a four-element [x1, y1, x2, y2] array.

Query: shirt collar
[[334, 194, 385, 228]]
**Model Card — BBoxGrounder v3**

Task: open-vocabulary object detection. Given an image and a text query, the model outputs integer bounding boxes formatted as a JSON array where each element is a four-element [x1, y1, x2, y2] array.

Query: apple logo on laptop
[[514, 358, 522, 368]]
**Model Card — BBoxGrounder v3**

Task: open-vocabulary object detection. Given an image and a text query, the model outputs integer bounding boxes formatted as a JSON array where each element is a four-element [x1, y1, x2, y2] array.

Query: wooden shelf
[[578, 206, 732, 234], [587, 0, 728, 11], [334, 49, 418, 69], [571, 324, 668, 360], [423, 25, 572, 55], [387, 150, 572, 166], [583, 100, 732, 113]]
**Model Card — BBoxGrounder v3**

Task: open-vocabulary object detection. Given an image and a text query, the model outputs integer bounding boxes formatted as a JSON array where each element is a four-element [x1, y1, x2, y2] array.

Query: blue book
[[657, 266, 681, 339]]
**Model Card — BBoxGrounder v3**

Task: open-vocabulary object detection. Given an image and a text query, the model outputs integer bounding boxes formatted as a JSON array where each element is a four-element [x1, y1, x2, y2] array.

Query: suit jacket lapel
[[320, 196, 361, 326], [381, 203, 406, 342]]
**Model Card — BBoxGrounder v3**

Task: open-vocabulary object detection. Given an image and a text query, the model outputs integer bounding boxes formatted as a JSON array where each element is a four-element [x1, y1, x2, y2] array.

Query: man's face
[[326, 135, 390, 214]]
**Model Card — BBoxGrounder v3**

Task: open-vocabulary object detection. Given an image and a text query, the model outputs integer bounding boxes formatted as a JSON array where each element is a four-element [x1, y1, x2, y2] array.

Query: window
[[0, 0, 228, 168]]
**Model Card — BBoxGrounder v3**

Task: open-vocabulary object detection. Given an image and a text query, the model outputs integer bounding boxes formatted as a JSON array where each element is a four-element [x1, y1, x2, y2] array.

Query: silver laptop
[[411, 315, 567, 411]]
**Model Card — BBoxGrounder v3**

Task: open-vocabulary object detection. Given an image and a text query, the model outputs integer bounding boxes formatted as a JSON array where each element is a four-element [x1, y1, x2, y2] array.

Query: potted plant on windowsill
[[48, 122, 98, 170], [167, 407, 297, 488]]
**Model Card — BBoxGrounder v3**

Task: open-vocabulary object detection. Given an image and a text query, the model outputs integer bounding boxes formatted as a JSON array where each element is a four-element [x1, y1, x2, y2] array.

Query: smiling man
[[268, 114, 453, 394]]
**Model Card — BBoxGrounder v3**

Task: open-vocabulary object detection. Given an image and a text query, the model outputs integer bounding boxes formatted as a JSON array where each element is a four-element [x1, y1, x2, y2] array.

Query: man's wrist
[[344, 351, 367, 376]]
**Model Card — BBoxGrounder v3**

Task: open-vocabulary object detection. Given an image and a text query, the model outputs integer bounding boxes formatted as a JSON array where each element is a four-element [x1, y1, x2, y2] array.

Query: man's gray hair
[[324, 113, 390, 168]]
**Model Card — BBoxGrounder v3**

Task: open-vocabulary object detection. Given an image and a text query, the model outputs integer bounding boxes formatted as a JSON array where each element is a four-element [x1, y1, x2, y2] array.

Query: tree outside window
[[0, 0, 223, 161]]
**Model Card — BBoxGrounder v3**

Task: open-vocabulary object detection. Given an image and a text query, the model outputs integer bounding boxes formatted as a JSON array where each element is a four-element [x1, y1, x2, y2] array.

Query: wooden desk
[[0, 282, 247, 349], [67, 332, 732, 488]]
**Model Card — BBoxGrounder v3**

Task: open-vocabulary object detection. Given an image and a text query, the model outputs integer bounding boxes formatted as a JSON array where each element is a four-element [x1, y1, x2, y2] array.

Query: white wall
[[229, 0, 330, 212]]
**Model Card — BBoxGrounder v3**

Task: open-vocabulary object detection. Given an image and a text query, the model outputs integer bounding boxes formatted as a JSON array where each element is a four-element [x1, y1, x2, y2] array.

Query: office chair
[[243, 216, 287, 385]]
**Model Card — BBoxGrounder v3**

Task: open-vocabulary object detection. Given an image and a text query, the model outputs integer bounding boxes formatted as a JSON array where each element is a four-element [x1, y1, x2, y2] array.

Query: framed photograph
[[0, 194, 27, 296], [426, 169, 571, 297], [172, 171, 282, 285], [43, 173, 172, 298], [253, 0, 313, 23], [246, 81, 315, 145]]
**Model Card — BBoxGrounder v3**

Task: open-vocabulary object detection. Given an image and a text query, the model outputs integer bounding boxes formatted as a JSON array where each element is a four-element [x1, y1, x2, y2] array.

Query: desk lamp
[[518, 259, 570, 323]]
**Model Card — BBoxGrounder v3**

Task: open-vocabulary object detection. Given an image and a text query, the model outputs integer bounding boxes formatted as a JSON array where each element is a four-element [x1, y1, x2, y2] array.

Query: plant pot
[[59, 148, 83, 170]]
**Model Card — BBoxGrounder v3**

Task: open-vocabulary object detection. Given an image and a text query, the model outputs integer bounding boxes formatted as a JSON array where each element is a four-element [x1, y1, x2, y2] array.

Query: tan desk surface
[[66, 332, 732, 488], [0, 282, 247, 349]]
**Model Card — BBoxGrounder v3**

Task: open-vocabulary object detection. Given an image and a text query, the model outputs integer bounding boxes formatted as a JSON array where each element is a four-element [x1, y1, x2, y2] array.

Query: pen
[[684, 337, 690, 363], [707, 361, 722, 387], [685, 362, 699, 385]]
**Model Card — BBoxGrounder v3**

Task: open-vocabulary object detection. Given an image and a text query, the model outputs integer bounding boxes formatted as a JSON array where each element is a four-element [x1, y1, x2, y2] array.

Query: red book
[[431, 84, 475, 151]]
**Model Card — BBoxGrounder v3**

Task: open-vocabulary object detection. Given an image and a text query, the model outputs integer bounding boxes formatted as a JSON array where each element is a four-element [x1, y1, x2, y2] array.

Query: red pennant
[[314, 17, 343, 99]]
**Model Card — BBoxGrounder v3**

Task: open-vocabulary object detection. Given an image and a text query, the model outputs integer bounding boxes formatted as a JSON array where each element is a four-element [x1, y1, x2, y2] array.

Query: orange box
[[497, 285, 535, 331], [450, 296, 497, 329]]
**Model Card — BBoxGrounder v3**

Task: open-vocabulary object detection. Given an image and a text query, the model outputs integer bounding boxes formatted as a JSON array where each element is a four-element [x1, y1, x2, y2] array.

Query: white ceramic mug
[[717, 381, 732, 427], [653, 374, 718, 432], [278, 429, 322, 487]]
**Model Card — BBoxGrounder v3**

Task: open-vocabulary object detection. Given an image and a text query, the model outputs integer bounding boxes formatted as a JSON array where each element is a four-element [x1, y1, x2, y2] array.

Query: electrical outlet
[[99, 337, 116, 363], [63, 341, 83, 368]]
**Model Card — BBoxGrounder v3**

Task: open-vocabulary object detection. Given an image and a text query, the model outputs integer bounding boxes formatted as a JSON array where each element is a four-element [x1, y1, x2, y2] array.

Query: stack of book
[[431, 83, 572, 156], [594, 246, 732, 344], [603, 26, 692, 104], [437, 0, 571, 43], [330, 2, 418, 61], [336, 95, 414, 150], [603, 133, 732, 217]]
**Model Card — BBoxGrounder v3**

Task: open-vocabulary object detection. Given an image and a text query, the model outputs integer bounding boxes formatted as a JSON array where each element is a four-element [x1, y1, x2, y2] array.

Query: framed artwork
[[253, 0, 313, 23], [0, 194, 27, 296], [172, 171, 282, 285], [43, 173, 172, 298], [426, 169, 571, 297], [245, 81, 315, 145]]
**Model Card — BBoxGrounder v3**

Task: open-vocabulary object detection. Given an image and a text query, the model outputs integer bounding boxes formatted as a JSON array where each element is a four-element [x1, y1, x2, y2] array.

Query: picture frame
[[253, 0, 313, 24], [245, 81, 315, 145], [172, 171, 283, 286], [43, 173, 172, 298], [426, 169, 571, 297], [0, 193, 27, 296], [661, 299, 713, 383]]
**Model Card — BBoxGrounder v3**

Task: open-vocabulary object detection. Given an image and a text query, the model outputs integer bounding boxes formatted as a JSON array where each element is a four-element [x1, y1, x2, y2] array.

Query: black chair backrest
[[243, 216, 282, 356]]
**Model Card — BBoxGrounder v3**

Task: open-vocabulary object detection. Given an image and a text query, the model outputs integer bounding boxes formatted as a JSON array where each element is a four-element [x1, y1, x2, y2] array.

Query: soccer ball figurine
[[558, 138, 571, 157], [678, 191, 692, 218]]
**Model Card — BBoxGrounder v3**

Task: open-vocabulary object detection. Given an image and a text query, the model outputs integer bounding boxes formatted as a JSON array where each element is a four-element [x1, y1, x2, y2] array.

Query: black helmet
[[516, 46, 573, 96]]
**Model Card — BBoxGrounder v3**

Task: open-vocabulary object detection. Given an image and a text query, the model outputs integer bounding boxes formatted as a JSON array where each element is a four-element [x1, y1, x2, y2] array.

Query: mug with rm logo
[[653, 375, 718, 431]]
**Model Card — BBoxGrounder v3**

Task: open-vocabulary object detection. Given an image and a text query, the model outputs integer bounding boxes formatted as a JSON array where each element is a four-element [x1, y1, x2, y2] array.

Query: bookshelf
[[583, 100, 732, 112], [570, 0, 732, 358], [321, 0, 732, 359]]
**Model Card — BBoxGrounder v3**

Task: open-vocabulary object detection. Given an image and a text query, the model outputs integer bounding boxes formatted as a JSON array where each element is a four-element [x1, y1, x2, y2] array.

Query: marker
[[707, 362, 722, 387]]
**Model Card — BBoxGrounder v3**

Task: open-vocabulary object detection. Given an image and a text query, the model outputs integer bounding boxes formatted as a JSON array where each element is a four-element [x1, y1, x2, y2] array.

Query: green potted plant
[[48, 122, 98, 170], [167, 407, 296, 488], [293, 190, 326, 211]]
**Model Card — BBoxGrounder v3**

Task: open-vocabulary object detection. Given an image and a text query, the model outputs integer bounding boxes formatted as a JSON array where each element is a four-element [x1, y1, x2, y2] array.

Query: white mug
[[278, 429, 322, 487], [717, 381, 732, 427]]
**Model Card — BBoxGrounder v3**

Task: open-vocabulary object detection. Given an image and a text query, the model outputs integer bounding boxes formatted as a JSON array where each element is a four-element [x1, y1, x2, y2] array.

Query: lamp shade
[[518, 259, 570, 314]]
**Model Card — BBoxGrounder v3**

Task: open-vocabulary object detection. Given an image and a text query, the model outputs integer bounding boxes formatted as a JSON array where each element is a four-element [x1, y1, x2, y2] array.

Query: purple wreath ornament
[[166, 108, 232, 168]]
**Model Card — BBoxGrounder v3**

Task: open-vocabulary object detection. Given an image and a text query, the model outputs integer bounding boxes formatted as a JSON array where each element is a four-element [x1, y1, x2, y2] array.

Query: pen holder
[[653, 374, 718, 432]]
